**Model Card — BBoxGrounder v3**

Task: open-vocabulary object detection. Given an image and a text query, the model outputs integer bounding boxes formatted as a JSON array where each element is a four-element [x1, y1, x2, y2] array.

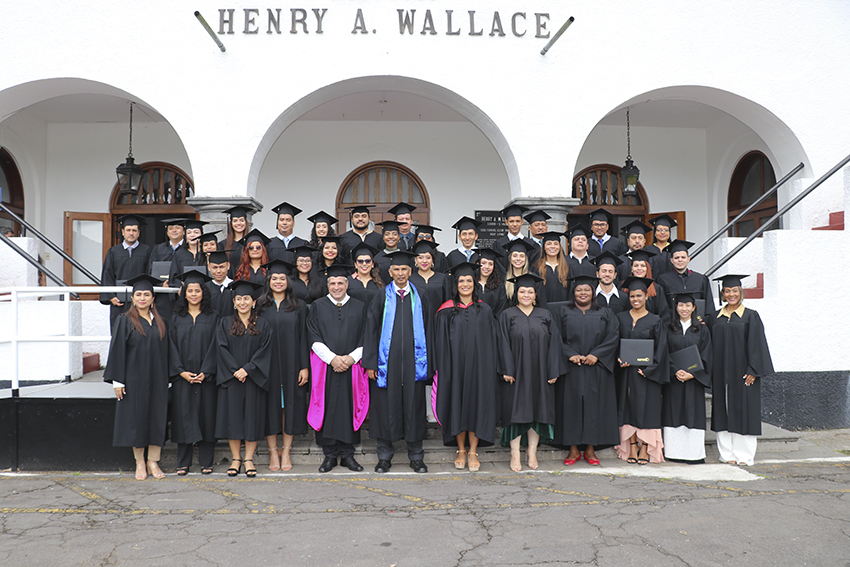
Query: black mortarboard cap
[[450, 261, 478, 279], [411, 240, 439, 256], [159, 217, 187, 227], [177, 270, 213, 286], [668, 290, 703, 304], [414, 224, 441, 236], [588, 208, 613, 225], [567, 224, 591, 240], [452, 216, 482, 233], [568, 274, 600, 288], [378, 220, 401, 233], [307, 210, 339, 226], [387, 202, 417, 216], [388, 250, 417, 266], [326, 263, 354, 278], [540, 231, 566, 244], [501, 204, 529, 219], [118, 214, 144, 228], [180, 219, 208, 231], [183, 265, 208, 277], [271, 202, 302, 217], [524, 210, 551, 224], [621, 276, 653, 292], [262, 259, 295, 275], [290, 245, 316, 259], [620, 219, 653, 236], [628, 247, 658, 264], [349, 242, 378, 260], [198, 230, 222, 245], [207, 250, 231, 264], [474, 248, 501, 263], [223, 205, 254, 218], [667, 239, 695, 255], [126, 273, 161, 293], [649, 214, 678, 228], [345, 204, 374, 215], [507, 272, 543, 288], [591, 250, 623, 268], [319, 236, 342, 246], [502, 238, 537, 256], [240, 228, 270, 246], [228, 280, 263, 298], [713, 274, 747, 289]]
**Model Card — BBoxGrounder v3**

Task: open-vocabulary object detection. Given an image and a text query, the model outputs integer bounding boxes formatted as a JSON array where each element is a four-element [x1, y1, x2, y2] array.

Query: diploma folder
[[150, 261, 171, 282], [670, 344, 704, 374], [620, 339, 654, 366]]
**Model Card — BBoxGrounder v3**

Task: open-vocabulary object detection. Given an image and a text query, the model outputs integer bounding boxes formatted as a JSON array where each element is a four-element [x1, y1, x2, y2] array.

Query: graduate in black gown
[[218, 205, 254, 279], [502, 239, 548, 310], [266, 201, 307, 264], [656, 239, 717, 325], [499, 273, 563, 472], [363, 250, 432, 474], [622, 248, 671, 326], [615, 276, 669, 465], [531, 231, 571, 303], [307, 210, 346, 259], [476, 248, 508, 317], [205, 250, 234, 319], [593, 251, 629, 314], [215, 280, 273, 477], [167, 220, 209, 286], [149, 218, 186, 322], [555, 274, 621, 467], [663, 292, 712, 464], [100, 214, 152, 330], [565, 224, 597, 279], [307, 264, 368, 473], [432, 261, 502, 472], [347, 242, 383, 307], [711, 274, 774, 466], [412, 224, 449, 273], [338, 204, 384, 253], [257, 260, 310, 472], [168, 271, 219, 475], [647, 214, 676, 277], [233, 228, 271, 285], [388, 201, 417, 251], [616, 220, 655, 282], [445, 216, 482, 269], [586, 208, 628, 258], [315, 236, 343, 282], [103, 274, 168, 480], [491, 204, 534, 272], [288, 245, 323, 305], [373, 220, 403, 285], [408, 240, 450, 318]]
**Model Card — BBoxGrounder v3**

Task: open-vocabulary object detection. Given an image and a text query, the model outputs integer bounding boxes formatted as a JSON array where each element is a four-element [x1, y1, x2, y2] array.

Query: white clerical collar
[[392, 281, 411, 295], [216, 276, 232, 290], [596, 283, 619, 299], [122, 240, 139, 251], [507, 233, 522, 241], [326, 293, 350, 306]]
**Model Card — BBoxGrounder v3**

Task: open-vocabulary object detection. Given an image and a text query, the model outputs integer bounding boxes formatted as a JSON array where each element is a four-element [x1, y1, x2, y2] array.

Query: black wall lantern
[[116, 102, 144, 198], [621, 107, 640, 196]]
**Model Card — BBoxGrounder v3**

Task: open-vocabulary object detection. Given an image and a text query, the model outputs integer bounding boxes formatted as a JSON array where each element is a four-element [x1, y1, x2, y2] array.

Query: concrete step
[[812, 211, 844, 231]]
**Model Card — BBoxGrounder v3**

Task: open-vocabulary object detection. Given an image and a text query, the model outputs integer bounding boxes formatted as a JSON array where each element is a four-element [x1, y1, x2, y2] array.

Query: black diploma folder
[[670, 344, 704, 374], [150, 261, 171, 282], [620, 339, 654, 366]]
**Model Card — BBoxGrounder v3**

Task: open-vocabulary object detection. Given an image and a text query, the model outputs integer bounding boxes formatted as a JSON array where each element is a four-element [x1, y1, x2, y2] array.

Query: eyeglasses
[[247, 245, 263, 251], [296, 258, 312, 264], [356, 258, 372, 264], [591, 222, 607, 227]]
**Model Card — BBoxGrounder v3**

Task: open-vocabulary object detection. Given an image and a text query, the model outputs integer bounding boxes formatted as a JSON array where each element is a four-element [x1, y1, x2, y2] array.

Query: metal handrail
[[690, 162, 805, 259], [0, 232, 79, 299], [0, 202, 102, 284], [705, 152, 850, 277]]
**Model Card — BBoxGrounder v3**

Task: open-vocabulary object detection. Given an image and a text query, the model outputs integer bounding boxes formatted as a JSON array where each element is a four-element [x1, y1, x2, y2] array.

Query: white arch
[[247, 75, 520, 199]]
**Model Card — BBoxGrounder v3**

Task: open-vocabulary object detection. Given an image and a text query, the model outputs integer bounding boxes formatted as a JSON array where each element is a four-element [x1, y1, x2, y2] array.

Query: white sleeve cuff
[[112, 381, 125, 388], [349, 347, 363, 364], [311, 342, 336, 365]]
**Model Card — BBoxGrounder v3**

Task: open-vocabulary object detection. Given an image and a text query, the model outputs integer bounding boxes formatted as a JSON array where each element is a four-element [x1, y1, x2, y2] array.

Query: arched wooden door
[[0, 147, 25, 235], [335, 161, 430, 231]]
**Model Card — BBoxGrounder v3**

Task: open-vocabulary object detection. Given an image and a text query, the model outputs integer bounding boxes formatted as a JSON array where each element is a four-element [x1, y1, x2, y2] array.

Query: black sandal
[[244, 459, 257, 478], [637, 443, 649, 465], [227, 459, 242, 477], [201, 467, 214, 475], [176, 466, 189, 476], [627, 441, 639, 464]]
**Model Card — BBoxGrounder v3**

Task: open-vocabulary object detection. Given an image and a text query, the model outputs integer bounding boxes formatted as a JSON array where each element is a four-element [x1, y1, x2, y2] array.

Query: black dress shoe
[[318, 456, 337, 473], [374, 459, 392, 473], [340, 456, 364, 472], [409, 460, 428, 473]]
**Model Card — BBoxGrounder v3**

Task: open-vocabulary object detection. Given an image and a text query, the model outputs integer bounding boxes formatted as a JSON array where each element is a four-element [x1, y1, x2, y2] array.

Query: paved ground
[[2, 435, 849, 567]]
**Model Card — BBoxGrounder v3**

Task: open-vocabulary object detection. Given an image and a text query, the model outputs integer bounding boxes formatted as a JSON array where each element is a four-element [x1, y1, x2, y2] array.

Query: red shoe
[[583, 452, 601, 466], [563, 453, 581, 466]]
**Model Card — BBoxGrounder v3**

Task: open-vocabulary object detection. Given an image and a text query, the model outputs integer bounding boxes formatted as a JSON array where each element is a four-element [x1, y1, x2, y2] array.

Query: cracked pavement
[[2, 459, 850, 566]]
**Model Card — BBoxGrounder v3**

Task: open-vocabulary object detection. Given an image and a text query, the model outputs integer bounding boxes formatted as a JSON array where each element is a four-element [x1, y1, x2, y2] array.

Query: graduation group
[[100, 200, 774, 480]]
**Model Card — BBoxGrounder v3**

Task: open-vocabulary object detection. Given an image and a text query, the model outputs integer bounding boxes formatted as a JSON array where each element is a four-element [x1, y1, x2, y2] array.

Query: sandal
[[280, 446, 293, 472], [135, 460, 147, 481], [244, 459, 257, 477], [201, 467, 214, 475], [627, 441, 639, 464], [227, 458, 242, 477], [147, 460, 166, 479], [637, 443, 649, 465], [468, 452, 480, 472], [176, 466, 189, 476], [268, 447, 281, 472], [454, 449, 467, 470]]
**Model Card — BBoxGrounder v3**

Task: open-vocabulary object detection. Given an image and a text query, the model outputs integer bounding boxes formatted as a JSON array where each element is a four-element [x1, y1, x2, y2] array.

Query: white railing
[[0, 286, 178, 395]]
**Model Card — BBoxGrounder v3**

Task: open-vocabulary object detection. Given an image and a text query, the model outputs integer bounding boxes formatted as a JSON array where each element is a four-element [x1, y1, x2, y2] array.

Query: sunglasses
[[247, 245, 263, 251], [356, 258, 372, 265]]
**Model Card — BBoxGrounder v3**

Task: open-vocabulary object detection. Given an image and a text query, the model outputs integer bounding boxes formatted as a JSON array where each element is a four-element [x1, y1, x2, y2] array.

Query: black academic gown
[[217, 238, 243, 280], [168, 311, 218, 445], [307, 296, 367, 446], [409, 271, 450, 318], [433, 301, 502, 446], [100, 243, 152, 329], [479, 281, 508, 318], [259, 300, 311, 436], [649, 244, 673, 276], [235, 265, 266, 286], [554, 305, 620, 447], [205, 280, 234, 320], [445, 249, 479, 272], [621, 281, 672, 327], [149, 241, 181, 321], [595, 288, 630, 314], [587, 236, 628, 258], [348, 276, 381, 308], [498, 306, 562, 428], [566, 255, 597, 279], [531, 263, 571, 303], [267, 235, 308, 264], [339, 230, 383, 254], [215, 316, 273, 441], [363, 285, 432, 443], [103, 314, 168, 447], [657, 270, 717, 324], [663, 322, 712, 430], [289, 271, 322, 305], [616, 311, 669, 429], [711, 308, 774, 436], [374, 249, 397, 286], [168, 247, 204, 286], [397, 232, 416, 251]]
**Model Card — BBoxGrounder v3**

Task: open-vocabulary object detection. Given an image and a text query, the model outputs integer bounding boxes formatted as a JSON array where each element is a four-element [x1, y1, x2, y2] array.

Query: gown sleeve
[[643, 315, 670, 384], [103, 315, 131, 383], [168, 319, 186, 381], [200, 314, 218, 377], [497, 310, 516, 378], [745, 309, 774, 378], [545, 310, 565, 380], [298, 303, 311, 371], [361, 293, 382, 371], [100, 247, 117, 305], [242, 322, 273, 390], [589, 308, 620, 374], [216, 318, 239, 386], [694, 324, 713, 387]]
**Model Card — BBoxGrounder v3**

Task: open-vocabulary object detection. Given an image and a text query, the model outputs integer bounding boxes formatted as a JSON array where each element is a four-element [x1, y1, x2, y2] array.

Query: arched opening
[[571, 163, 649, 234], [0, 148, 24, 235], [336, 161, 430, 230], [727, 151, 778, 237]]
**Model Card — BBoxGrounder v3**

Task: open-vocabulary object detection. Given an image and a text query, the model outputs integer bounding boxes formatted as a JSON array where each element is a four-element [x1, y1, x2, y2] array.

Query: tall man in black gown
[[492, 204, 536, 271], [339, 205, 383, 251], [100, 214, 152, 331], [205, 250, 233, 319], [307, 264, 367, 473], [149, 218, 186, 322], [586, 208, 628, 258], [616, 220, 653, 282], [656, 239, 716, 324], [593, 251, 629, 313], [266, 202, 307, 264], [445, 216, 482, 271], [363, 251, 432, 474], [388, 202, 417, 251]]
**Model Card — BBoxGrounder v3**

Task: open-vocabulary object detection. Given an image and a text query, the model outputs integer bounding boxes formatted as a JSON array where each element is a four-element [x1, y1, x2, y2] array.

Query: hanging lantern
[[116, 102, 144, 198], [621, 108, 640, 196]]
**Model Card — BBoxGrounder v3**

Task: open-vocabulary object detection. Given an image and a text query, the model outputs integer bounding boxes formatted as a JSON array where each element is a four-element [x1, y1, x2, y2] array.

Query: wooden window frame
[[727, 151, 778, 237], [336, 161, 430, 231]]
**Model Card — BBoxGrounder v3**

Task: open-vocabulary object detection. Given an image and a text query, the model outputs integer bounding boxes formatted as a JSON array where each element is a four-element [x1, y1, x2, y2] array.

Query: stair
[[812, 211, 844, 231], [743, 272, 764, 299]]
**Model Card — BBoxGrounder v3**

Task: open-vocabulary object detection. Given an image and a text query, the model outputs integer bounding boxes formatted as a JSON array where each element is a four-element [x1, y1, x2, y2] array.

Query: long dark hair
[[669, 301, 703, 333], [308, 224, 337, 249], [124, 301, 167, 339], [449, 273, 482, 313], [224, 214, 248, 252], [229, 308, 260, 336], [257, 271, 301, 312], [295, 265, 325, 302], [478, 261, 502, 291], [174, 282, 213, 316], [235, 242, 268, 281]]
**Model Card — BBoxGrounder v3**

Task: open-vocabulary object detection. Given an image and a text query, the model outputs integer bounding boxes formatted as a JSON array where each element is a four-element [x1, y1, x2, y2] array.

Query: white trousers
[[716, 431, 757, 466]]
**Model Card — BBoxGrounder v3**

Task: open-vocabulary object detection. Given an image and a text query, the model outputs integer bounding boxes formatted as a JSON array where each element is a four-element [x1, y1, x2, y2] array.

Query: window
[[571, 164, 649, 234], [336, 161, 430, 229], [0, 148, 25, 235], [727, 151, 778, 237]]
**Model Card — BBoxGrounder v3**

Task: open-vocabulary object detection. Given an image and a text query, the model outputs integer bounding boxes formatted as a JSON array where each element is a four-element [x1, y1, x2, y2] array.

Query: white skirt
[[663, 426, 706, 461]]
